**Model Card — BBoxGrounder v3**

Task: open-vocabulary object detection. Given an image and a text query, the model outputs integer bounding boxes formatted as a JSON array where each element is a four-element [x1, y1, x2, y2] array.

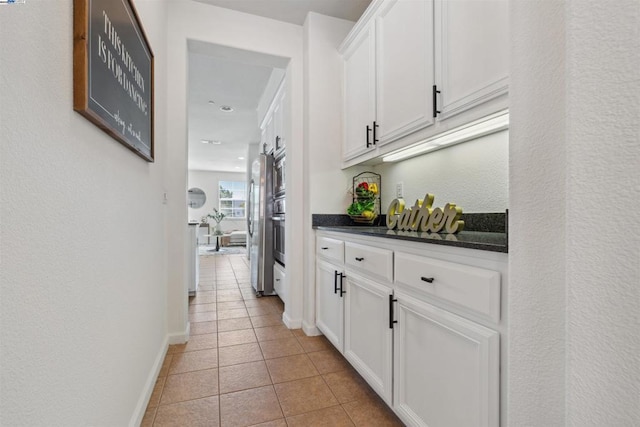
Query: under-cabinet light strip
[[381, 111, 509, 162]]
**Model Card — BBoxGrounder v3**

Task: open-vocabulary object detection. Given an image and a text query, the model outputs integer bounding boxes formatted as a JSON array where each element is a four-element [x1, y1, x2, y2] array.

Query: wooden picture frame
[[73, 0, 154, 162]]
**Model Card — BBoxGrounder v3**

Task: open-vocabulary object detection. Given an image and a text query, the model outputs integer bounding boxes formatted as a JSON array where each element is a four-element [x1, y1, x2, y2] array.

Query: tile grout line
[[151, 251, 394, 426]]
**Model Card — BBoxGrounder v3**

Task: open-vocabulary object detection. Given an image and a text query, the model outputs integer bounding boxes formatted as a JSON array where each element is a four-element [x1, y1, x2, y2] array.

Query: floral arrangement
[[208, 208, 226, 224]]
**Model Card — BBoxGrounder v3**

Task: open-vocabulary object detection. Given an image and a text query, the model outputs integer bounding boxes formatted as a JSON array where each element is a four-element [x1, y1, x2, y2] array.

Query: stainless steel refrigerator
[[248, 153, 275, 295]]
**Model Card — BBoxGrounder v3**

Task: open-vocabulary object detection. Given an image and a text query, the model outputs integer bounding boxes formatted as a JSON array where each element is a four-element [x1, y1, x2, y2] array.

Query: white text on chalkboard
[[97, 10, 148, 116]]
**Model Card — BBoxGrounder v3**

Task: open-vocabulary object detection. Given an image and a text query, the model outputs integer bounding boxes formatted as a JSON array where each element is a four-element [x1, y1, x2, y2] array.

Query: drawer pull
[[321, 247, 329, 250], [421, 276, 435, 283], [355, 257, 364, 262]]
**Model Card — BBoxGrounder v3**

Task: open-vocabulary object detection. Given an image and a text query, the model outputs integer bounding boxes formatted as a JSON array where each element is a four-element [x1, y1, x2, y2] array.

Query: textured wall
[[509, 1, 640, 426], [166, 0, 305, 328], [303, 12, 357, 332], [564, 0, 640, 424], [508, 1, 567, 424], [304, 13, 360, 216], [0, 0, 169, 425], [376, 130, 508, 213]]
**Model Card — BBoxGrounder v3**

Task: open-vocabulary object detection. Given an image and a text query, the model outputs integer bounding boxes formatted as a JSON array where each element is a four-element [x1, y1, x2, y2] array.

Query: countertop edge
[[314, 226, 508, 253]]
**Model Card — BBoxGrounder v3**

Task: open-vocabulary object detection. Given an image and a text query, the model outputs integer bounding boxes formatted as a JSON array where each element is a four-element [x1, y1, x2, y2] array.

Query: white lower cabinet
[[273, 262, 286, 305], [315, 231, 506, 426], [343, 271, 393, 405], [393, 290, 499, 427], [315, 259, 345, 352]]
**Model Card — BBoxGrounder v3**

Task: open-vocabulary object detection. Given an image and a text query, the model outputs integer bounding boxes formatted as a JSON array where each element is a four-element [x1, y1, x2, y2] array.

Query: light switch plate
[[396, 182, 403, 198]]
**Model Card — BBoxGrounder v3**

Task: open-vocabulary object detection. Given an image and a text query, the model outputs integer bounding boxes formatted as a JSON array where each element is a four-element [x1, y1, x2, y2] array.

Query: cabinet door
[[273, 262, 286, 305], [316, 260, 344, 352], [260, 126, 268, 155], [434, 0, 509, 120], [265, 115, 274, 155], [342, 22, 376, 161], [376, 0, 434, 146], [344, 272, 393, 404], [393, 290, 499, 427], [273, 92, 285, 154]]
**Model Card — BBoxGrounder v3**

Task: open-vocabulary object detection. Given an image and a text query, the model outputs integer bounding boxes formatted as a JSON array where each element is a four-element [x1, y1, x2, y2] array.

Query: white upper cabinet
[[376, 0, 434, 146], [264, 115, 274, 155], [273, 89, 285, 155], [434, 0, 509, 121], [339, 0, 509, 166], [342, 22, 376, 161], [259, 79, 286, 156]]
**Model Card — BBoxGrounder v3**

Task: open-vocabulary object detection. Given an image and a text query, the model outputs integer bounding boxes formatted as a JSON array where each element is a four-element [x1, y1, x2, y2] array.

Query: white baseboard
[[168, 322, 190, 344], [130, 323, 190, 426], [282, 311, 302, 329], [302, 320, 322, 336], [129, 336, 169, 427]]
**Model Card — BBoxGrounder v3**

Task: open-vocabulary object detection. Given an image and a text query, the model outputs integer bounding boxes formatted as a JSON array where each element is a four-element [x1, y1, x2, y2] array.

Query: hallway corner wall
[[0, 0, 170, 425]]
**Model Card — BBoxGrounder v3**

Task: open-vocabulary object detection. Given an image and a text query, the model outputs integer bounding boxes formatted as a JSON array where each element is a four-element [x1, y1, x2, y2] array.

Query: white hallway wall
[[188, 170, 248, 233], [166, 0, 305, 332], [509, 0, 639, 425], [0, 0, 170, 425], [302, 12, 359, 333]]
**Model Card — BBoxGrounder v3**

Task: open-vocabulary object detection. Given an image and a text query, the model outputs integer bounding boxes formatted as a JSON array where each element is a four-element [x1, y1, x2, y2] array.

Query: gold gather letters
[[386, 193, 464, 234]]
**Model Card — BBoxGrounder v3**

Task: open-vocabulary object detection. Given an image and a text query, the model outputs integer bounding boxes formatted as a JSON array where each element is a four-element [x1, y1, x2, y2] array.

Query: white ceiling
[[194, 0, 371, 25], [188, 52, 274, 172], [187, 0, 371, 172]]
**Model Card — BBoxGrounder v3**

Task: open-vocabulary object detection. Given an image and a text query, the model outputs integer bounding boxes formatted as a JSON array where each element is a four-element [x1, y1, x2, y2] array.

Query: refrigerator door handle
[[248, 179, 255, 237]]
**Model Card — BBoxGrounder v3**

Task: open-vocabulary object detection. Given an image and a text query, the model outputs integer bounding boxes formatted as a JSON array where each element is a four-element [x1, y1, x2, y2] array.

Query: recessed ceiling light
[[219, 105, 234, 112], [238, 156, 245, 160], [234, 166, 241, 169], [201, 139, 222, 145], [208, 100, 215, 105]]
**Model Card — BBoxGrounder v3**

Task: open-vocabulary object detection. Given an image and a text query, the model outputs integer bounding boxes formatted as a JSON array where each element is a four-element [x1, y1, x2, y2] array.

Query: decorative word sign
[[386, 193, 464, 234], [73, 0, 154, 162]]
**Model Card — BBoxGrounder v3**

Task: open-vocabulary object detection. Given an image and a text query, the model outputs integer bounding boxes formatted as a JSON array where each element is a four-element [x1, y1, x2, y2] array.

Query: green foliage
[[207, 208, 226, 224]]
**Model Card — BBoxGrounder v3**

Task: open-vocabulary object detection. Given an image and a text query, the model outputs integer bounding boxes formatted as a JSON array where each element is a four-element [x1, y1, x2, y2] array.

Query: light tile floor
[[142, 252, 404, 427]]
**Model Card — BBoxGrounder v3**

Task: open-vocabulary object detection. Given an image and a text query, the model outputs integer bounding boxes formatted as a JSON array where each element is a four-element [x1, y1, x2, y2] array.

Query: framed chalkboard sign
[[73, 0, 154, 162]]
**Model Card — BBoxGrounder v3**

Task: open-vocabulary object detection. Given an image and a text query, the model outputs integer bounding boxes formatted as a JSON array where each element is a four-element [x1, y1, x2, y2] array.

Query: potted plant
[[207, 208, 226, 235]]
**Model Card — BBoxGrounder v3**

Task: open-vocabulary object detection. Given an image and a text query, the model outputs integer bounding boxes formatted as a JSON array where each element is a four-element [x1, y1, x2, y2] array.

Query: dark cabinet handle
[[421, 276, 435, 283], [275, 135, 281, 150], [366, 125, 372, 148], [334, 270, 339, 294], [433, 85, 441, 118], [372, 121, 379, 145], [339, 273, 346, 297], [355, 257, 364, 262], [389, 294, 398, 329], [321, 247, 329, 250]]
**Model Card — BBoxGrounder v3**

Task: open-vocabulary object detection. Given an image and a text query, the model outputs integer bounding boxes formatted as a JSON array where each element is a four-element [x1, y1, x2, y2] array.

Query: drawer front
[[317, 236, 344, 264], [395, 252, 500, 322], [345, 242, 393, 283]]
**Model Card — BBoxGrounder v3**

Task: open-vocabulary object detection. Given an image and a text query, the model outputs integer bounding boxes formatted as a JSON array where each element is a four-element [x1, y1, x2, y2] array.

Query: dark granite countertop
[[312, 213, 508, 253], [314, 226, 507, 253]]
